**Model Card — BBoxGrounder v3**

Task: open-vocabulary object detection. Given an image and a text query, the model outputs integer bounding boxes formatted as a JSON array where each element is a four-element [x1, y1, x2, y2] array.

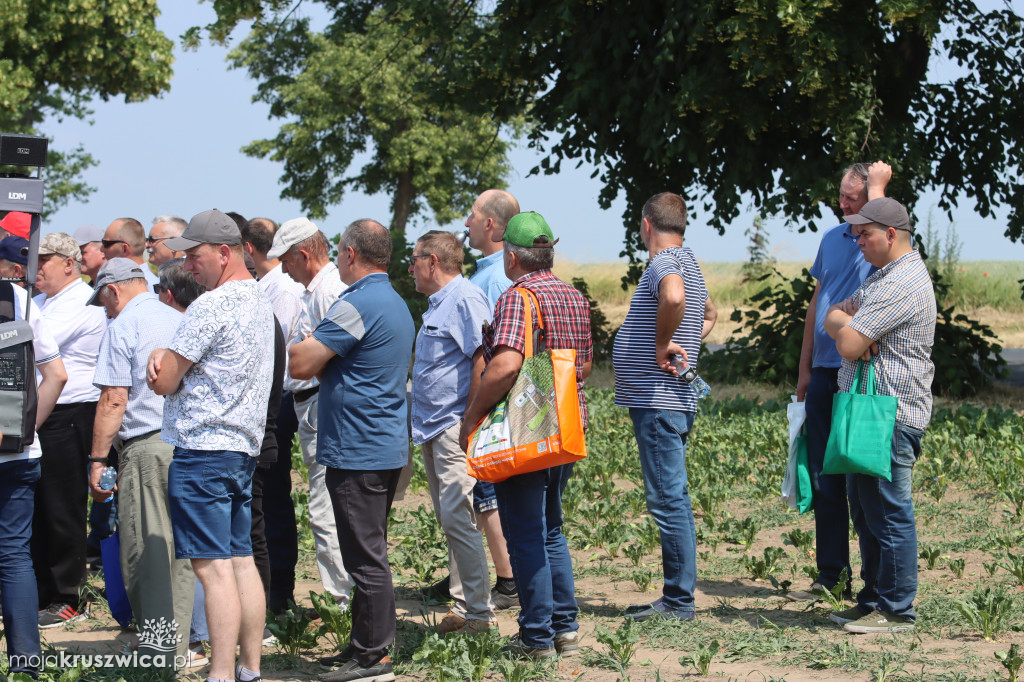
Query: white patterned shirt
[[162, 279, 275, 456], [289, 261, 346, 392]]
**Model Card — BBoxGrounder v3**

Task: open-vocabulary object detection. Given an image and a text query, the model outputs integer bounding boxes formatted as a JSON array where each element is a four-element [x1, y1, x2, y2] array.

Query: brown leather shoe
[[463, 619, 497, 635], [437, 611, 466, 635]]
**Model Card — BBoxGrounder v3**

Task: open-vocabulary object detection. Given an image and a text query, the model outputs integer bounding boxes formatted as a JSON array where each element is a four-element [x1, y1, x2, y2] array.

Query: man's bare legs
[[193, 556, 265, 680], [478, 509, 512, 579]]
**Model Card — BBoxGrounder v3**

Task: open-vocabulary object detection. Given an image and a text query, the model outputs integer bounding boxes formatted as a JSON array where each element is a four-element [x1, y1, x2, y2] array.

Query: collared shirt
[[313, 272, 414, 470], [0, 283, 61, 464], [483, 269, 593, 427], [34, 278, 106, 404], [470, 251, 513, 308], [289, 261, 346, 392], [612, 246, 708, 412], [93, 293, 182, 440], [810, 223, 877, 368], [839, 250, 936, 430], [141, 264, 160, 292], [259, 263, 304, 383], [162, 279, 275, 456], [411, 275, 491, 444]]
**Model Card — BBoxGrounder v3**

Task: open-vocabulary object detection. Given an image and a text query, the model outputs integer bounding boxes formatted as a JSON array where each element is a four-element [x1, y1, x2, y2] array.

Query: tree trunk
[[390, 170, 415, 235]]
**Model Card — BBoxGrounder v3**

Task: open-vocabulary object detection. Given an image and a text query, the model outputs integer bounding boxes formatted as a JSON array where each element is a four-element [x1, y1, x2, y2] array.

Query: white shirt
[[259, 263, 304, 348], [0, 284, 61, 463], [162, 279, 275, 456], [142, 263, 160, 292], [289, 261, 346, 392], [33, 278, 106, 403]]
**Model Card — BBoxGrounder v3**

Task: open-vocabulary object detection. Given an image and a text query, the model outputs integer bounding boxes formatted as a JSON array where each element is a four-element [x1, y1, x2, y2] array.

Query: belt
[[293, 385, 320, 403]]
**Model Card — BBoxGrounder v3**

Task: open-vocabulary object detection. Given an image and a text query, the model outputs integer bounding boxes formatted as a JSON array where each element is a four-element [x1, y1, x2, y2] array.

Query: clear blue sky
[[42, 2, 1022, 264]]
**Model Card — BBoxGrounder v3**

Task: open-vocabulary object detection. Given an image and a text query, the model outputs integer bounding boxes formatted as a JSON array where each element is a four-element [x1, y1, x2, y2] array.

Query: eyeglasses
[[101, 239, 128, 249], [147, 236, 169, 245], [153, 284, 164, 294]]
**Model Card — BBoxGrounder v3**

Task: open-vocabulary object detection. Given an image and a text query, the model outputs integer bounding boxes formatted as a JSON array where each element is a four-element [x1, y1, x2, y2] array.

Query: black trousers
[[325, 467, 401, 667], [33, 401, 96, 607], [263, 392, 299, 612], [250, 462, 271, 605]]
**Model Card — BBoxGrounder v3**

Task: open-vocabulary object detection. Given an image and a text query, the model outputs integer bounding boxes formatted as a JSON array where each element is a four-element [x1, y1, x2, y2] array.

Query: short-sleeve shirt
[[411, 275, 491, 444], [613, 246, 708, 412], [34, 278, 106, 404], [93, 293, 182, 440], [0, 283, 61, 464], [838, 250, 936, 430], [313, 272, 414, 470], [483, 269, 593, 427], [470, 251, 513, 308], [162, 279, 275, 456], [288, 261, 346, 392], [810, 223, 877, 368]]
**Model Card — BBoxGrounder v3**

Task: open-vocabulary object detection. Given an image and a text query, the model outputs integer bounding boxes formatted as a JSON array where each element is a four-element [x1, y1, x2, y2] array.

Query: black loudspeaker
[[0, 134, 48, 168]]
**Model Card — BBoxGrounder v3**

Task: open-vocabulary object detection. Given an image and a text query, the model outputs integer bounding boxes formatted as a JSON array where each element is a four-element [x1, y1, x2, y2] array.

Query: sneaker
[[843, 609, 915, 634], [502, 633, 556, 660], [319, 645, 355, 670], [38, 604, 87, 629], [553, 630, 580, 656], [262, 626, 277, 647], [437, 610, 466, 635], [828, 606, 867, 625], [420, 575, 452, 604], [623, 600, 694, 622], [786, 581, 853, 602], [236, 664, 262, 682], [318, 656, 395, 682], [491, 586, 520, 610], [184, 641, 209, 669]]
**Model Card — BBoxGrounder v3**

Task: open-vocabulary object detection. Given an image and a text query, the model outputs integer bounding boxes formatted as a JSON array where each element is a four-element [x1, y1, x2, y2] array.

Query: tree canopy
[[0, 0, 174, 213]]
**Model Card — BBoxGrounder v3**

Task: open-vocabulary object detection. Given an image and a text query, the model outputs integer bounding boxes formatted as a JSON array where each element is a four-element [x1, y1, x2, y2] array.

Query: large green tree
[[214, 3, 512, 234], [0, 0, 174, 214]]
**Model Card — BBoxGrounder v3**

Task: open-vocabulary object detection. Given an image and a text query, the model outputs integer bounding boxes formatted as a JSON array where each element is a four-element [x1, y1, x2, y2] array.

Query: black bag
[[0, 281, 37, 452]]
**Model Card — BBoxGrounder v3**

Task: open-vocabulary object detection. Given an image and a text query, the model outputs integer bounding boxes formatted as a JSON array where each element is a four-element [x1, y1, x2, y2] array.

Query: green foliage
[[741, 546, 786, 581], [310, 590, 352, 653], [999, 553, 1024, 588], [741, 216, 776, 283], [947, 557, 966, 579], [920, 546, 942, 570], [411, 628, 504, 682], [782, 529, 815, 557], [594, 619, 641, 676], [995, 644, 1023, 682], [570, 277, 614, 364], [682, 639, 720, 676], [953, 586, 1015, 640], [265, 602, 320, 656]]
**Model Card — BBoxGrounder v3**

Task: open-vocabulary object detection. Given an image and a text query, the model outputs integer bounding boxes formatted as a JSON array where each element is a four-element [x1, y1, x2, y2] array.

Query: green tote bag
[[822, 359, 897, 481]]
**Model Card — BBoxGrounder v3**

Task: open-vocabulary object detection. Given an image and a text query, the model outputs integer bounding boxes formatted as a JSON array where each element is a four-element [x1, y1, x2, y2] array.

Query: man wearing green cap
[[461, 211, 593, 659]]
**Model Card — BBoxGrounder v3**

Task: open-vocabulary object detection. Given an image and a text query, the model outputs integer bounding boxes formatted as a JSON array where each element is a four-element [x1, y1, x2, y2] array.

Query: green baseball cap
[[503, 212, 559, 248]]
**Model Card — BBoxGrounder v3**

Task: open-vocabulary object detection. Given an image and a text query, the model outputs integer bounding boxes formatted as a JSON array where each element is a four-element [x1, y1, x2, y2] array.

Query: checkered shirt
[[838, 250, 936, 430], [484, 269, 594, 428]]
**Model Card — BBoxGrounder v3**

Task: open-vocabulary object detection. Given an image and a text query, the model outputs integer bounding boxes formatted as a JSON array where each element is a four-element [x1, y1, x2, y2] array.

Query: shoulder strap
[[515, 287, 546, 358], [0, 281, 15, 324]]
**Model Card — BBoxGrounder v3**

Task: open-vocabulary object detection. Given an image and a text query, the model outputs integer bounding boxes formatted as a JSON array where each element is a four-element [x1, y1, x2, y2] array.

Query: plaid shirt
[[838, 250, 936, 430], [483, 269, 594, 427]]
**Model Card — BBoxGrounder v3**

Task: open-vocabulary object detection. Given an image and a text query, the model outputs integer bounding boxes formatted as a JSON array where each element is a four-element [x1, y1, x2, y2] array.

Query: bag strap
[[864, 357, 877, 395], [850, 359, 864, 394], [515, 287, 546, 359]]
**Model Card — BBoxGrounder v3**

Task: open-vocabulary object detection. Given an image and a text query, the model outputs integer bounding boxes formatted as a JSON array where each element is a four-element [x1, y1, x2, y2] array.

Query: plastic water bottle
[[670, 354, 712, 399], [98, 466, 117, 503], [456, 229, 470, 246]]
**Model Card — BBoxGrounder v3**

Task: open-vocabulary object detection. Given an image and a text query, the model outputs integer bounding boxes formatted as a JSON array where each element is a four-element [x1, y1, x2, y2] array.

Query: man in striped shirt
[[825, 197, 935, 634], [612, 192, 717, 622]]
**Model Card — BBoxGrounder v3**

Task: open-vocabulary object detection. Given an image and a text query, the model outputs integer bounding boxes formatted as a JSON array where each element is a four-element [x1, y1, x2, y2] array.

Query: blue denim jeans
[[629, 409, 697, 613], [847, 421, 923, 619], [0, 458, 41, 677], [494, 463, 578, 649], [805, 367, 852, 589]]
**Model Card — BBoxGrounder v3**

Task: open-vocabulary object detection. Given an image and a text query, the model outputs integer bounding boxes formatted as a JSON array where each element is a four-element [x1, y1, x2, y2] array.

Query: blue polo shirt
[[470, 251, 512, 308], [810, 223, 877, 368], [312, 272, 414, 470]]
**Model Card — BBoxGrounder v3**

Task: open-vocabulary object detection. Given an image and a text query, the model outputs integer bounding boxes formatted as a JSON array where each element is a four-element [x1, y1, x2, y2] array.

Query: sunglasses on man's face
[[101, 239, 128, 249], [147, 236, 169, 245]]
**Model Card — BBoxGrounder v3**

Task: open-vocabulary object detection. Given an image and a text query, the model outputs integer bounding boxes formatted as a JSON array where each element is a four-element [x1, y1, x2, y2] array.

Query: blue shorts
[[473, 480, 497, 513], [168, 448, 257, 559]]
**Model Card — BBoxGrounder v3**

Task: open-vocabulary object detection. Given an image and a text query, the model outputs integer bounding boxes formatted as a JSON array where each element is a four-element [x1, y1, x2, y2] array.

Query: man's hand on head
[[867, 162, 891, 200]]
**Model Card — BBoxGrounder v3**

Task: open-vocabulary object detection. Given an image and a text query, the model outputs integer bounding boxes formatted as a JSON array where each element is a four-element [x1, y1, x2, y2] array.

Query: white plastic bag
[[781, 395, 807, 509]]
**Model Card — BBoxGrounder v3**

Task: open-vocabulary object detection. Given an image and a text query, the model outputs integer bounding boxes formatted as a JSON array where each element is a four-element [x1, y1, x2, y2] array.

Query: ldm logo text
[[7, 192, 27, 200]]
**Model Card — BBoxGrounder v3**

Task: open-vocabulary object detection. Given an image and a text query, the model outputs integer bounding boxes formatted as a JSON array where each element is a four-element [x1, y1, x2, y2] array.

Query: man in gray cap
[[825, 197, 936, 634], [31, 233, 108, 629], [73, 224, 107, 284], [266, 217, 351, 609], [147, 209, 275, 682], [86, 258, 193, 667]]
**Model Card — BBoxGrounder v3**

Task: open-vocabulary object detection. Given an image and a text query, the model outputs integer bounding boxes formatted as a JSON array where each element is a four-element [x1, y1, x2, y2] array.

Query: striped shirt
[[613, 246, 708, 412], [93, 293, 182, 440], [483, 269, 593, 428], [839, 250, 936, 430]]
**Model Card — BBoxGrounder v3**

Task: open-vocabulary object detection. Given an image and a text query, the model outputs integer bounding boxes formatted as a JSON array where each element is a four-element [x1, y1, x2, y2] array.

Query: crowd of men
[[0, 168, 936, 681]]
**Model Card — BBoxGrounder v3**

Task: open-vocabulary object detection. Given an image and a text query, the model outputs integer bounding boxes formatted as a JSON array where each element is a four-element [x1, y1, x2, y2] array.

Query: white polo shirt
[[33, 278, 106, 404]]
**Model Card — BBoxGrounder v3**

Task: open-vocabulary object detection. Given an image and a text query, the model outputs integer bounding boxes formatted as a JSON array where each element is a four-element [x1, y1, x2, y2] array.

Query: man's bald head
[[465, 189, 520, 254]]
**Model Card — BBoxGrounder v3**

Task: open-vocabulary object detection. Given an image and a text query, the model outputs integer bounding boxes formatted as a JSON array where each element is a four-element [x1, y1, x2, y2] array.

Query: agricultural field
[[25, 385, 1024, 681]]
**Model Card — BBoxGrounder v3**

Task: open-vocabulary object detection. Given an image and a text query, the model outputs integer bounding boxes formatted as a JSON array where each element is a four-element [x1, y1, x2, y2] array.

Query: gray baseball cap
[[73, 224, 105, 246], [165, 209, 241, 251], [844, 198, 913, 232], [87, 258, 149, 305], [267, 217, 319, 259]]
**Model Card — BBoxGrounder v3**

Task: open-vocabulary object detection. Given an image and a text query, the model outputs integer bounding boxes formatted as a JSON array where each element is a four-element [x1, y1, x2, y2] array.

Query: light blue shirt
[[93, 293, 182, 440], [411, 276, 491, 444], [810, 223, 877, 368], [470, 251, 512, 308]]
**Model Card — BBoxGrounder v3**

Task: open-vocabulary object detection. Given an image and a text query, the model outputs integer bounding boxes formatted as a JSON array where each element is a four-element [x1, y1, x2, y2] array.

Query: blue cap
[[0, 236, 29, 265]]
